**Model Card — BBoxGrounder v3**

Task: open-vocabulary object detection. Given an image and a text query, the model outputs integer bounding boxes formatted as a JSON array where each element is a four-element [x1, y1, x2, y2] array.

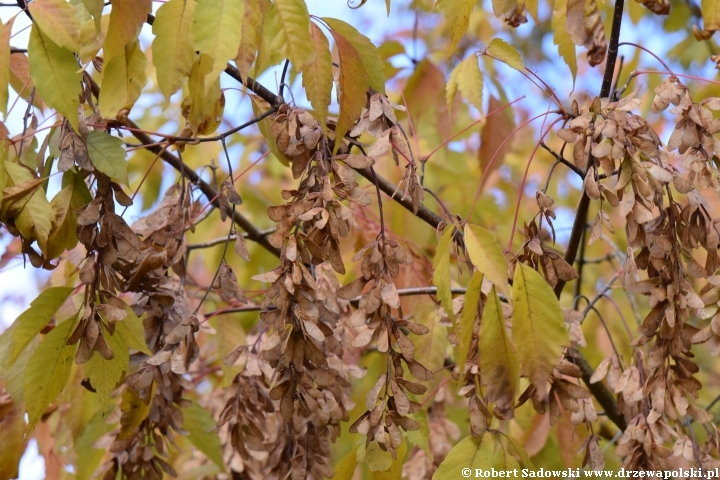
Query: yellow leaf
[[457, 271, 483, 374], [446, 54, 482, 112], [192, 0, 244, 90], [0, 17, 14, 115], [81, 0, 104, 33], [23, 316, 77, 429], [487, 38, 525, 72], [104, 0, 151, 64], [85, 328, 127, 410], [333, 445, 359, 480], [479, 286, 519, 419], [99, 40, 148, 118], [78, 16, 107, 64], [303, 22, 333, 130], [552, 0, 577, 82], [463, 223, 509, 296], [437, 0, 474, 55], [492, 0, 518, 21], [235, 0, 269, 80], [511, 263, 568, 397], [434, 435, 494, 480], [525, 0, 539, 22], [703, 0, 720, 31], [251, 95, 290, 165], [4, 161, 53, 255], [323, 18, 385, 94], [152, 0, 196, 100], [28, 0, 81, 53], [9, 53, 43, 109], [28, 25, 82, 131], [432, 225, 456, 327], [118, 386, 151, 439], [182, 53, 225, 135], [330, 28, 368, 154], [265, 0, 314, 69]]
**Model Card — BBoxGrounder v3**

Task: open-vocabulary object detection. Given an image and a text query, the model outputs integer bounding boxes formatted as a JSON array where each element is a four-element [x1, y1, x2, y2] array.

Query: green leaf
[[23, 316, 77, 429], [116, 306, 150, 355], [28, 25, 82, 132], [436, 0, 474, 55], [0, 17, 14, 115], [446, 54, 482, 112], [85, 329, 127, 410], [479, 286, 519, 418], [4, 336, 39, 405], [434, 435, 494, 480], [183, 401, 225, 470], [703, 0, 720, 31], [552, 0, 577, 83], [2, 286, 73, 370], [75, 410, 115, 480], [457, 271, 483, 374], [323, 18, 385, 94], [302, 22, 333, 131], [329, 28, 369, 155], [265, 0, 314, 69], [104, 0, 151, 64], [152, 0, 196, 100], [86, 130, 128, 185], [487, 38, 525, 72], [511, 263, 568, 397], [463, 223, 509, 296], [333, 445, 359, 480], [28, 0, 81, 53], [432, 225, 456, 327], [192, 0, 244, 89], [99, 40, 148, 118]]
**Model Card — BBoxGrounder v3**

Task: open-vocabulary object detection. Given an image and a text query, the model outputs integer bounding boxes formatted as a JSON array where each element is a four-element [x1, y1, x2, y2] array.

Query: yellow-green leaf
[[183, 53, 225, 135], [370, 440, 407, 480], [457, 271, 483, 373], [703, 0, 720, 31], [0, 404, 24, 479], [28, 25, 82, 131], [75, 410, 115, 480], [432, 225, 456, 327], [104, 0, 151, 64], [487, 38, 525, 72], [192, 0, 244, 89], [303, 22, 333, 130], [362, 441, 393, 471], [46, 171, 88, 260], [251, 95, 290, 165], [405, 410, 431, 457], [437, 0, 474, 56], [81, 0, 104, 33], [10, 53, 43, 109], [23, 316, 77, 429], [464, 223, 509, 296], [479, 286, 519, 418], [183, 401, 226, 470], [151, 0, 196, 100], [235, 0, 268, 79], [552, 0, 577, 82], [0, 17, 14, 115], [265, 0, 314, 69], [333, 445, 359, 480], [28, 0, 81, 53], [99, 40, 148, 118], [323, 18, 385, 93], [446, 54, 482, 112], [2, 286, 73, 370], [434, 434, 495, 480], [116, 306, 151, 355], [86, 130, 128, 185], [4, 161, 53, 255], [511, 263, 568, 397], [118, 386, 151, 439], [330, 29, 368, 154], [85, 329, 127, 410]]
